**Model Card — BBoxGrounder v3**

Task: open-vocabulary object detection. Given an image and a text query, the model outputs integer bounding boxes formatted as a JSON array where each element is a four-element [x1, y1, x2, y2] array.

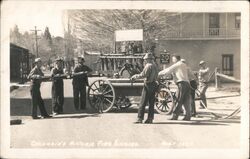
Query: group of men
[[131, 53, 209, 124], [28, 52, 209, 123], [28, 56, 92, 119]]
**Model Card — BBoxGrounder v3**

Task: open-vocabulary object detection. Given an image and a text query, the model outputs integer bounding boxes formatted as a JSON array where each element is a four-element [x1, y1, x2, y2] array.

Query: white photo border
[[1, 1, 249, 159]]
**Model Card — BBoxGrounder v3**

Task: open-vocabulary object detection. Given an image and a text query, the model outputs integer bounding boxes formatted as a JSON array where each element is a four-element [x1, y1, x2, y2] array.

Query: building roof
[[10, 43, 29, 52]]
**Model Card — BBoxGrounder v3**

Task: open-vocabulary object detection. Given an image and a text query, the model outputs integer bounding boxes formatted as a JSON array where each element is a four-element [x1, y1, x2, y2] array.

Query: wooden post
[[114, 59, 117, 71], [215, 67, 221, 89], [215, 67, 218, 89]]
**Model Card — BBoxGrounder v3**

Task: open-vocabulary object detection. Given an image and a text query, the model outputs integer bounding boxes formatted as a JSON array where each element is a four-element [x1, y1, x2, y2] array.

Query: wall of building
[[227, 13, 238, 29], [180, 13, 240, 34], [157, 39, 241, 79], [182, 13, 204, 31]]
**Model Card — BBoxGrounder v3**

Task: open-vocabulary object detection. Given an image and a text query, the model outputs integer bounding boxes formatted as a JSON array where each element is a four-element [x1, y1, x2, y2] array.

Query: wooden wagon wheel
[[155, 84, 175, 115], [88, 79, 115, 113]]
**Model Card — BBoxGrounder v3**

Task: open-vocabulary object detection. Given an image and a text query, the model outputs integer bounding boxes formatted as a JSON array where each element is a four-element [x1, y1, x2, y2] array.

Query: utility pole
[[30, 26, 41, 57]]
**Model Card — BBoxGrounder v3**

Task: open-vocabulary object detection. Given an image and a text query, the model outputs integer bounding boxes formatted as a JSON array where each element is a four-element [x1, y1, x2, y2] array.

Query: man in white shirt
[[181, 59, 198, 116], [158, 55, 191, 121]]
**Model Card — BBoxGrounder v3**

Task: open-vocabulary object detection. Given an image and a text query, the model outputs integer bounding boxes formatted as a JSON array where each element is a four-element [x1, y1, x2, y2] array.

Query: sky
[[3, 1, 65, 37]]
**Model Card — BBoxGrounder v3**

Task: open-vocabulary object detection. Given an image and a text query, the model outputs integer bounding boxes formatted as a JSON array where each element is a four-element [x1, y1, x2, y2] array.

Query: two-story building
[[157, 12, 240, 79]]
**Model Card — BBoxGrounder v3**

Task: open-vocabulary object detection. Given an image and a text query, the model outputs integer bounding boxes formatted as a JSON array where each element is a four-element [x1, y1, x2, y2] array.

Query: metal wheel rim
[[88, 79, 115, 113], [155, 84, 174, 115]]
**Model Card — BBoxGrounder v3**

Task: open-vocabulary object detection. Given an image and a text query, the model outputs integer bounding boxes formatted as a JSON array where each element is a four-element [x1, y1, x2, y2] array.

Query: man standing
[[51, 58, 65, 115], [198, 60, 210, 108], [28, 58, 51, 119], [181, 59, 198, 116], [158, 55, 191, 121], [131, 53, 158, 124], [72, 56, 92, 110]]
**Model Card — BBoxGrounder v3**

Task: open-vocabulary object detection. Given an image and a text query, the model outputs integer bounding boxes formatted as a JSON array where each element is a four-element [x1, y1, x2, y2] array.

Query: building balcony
[[165, 28, 240, 40]]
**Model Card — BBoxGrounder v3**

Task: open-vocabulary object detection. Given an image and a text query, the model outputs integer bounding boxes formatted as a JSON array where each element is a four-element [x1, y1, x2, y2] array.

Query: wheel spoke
[[157, 103, 163, 109], [103, 89, 113, 95], [94, 97, 100, 105], [99, 100, 104, 112], [93, 83, 98, 90], [98, 80, 101, 88], [90, 87, 98, 92], [89, 93, 99, 96], [163, 105, 167, 111], [101, 85, 109, 93], [96, 98, 102, 110], [103, 95, 114, 98], [104, 98, 112, 104]]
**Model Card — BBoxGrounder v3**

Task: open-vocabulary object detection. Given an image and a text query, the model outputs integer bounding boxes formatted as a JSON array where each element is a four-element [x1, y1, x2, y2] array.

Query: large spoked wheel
[[155, 84, 175, 115], [88, 79, 115, 113]]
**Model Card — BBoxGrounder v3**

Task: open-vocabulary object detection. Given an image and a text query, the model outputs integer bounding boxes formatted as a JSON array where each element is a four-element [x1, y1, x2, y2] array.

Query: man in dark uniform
[[131, 53, 158, 124], [28, 58, 51, 119], [51, 57, 65, 115], [72, 56, 92, 110]]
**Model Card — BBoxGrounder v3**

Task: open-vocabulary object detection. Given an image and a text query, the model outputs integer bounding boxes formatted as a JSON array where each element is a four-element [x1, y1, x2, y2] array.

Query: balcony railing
[[166, 28, 240, 39]]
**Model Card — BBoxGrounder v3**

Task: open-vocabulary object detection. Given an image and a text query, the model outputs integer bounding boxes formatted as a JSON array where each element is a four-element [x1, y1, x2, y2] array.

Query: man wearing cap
[[158, 55, 191, 121], [72, 56, 92, 110], [131, 53, 158, 124], [198, 61, 210, 108], [51, 57, 65, 115], [28, 58, 51, 119]]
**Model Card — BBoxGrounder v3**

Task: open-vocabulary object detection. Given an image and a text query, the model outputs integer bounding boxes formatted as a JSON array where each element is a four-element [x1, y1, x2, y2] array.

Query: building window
[[222, 54, 233, 76], [209, 13, 220, 35], [235, 13, 241, 29]]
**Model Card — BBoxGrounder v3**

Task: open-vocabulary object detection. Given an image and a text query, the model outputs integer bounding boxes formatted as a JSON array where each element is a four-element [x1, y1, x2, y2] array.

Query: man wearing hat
[[51, 57, 65, 115], [158, 55, 192, 121], [72, 56, 92, 110], [131, 53, 158, 124], [28, 58, 51, 119], [198, 60, 210, 108]]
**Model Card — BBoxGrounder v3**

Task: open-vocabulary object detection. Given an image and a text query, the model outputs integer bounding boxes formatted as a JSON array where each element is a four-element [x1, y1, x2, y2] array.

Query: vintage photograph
[[1, 1, 249, 159]]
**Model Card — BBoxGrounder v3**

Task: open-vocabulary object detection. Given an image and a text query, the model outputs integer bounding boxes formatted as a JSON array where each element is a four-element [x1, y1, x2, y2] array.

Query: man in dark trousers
[[158, 55, 191, 121], [28, 58, 51, 119], [181, 59, 198, 117], [51, 57, 65, 115], [72, 56, 92, 110], [131, 53, 158, 124]]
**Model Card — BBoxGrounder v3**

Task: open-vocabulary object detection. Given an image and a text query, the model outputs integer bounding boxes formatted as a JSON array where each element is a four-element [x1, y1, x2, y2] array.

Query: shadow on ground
[[10, 97, 96, 116], [152, 121, 228, 126]]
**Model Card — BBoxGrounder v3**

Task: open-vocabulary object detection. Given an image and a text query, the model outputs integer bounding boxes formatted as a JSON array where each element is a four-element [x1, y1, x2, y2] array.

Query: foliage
[[66, 10, 192, 53], [10, 25, 69, 64]]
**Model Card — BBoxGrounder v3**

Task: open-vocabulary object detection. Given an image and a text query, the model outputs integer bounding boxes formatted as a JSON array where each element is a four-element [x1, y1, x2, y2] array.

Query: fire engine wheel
[[155, 84, 175, 115], [88, 79, 115, 113]]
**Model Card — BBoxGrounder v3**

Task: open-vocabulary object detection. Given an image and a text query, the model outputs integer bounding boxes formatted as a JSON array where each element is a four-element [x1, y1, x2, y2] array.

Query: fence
[[214, 67, 240, 89]]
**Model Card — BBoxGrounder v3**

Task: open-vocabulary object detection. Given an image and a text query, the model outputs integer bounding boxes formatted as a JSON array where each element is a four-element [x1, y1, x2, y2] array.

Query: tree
[[10, 25, 22, 46], [65, 10, 193, 53], [10, 25, 69, 64], [44, 26, 52, 45]]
